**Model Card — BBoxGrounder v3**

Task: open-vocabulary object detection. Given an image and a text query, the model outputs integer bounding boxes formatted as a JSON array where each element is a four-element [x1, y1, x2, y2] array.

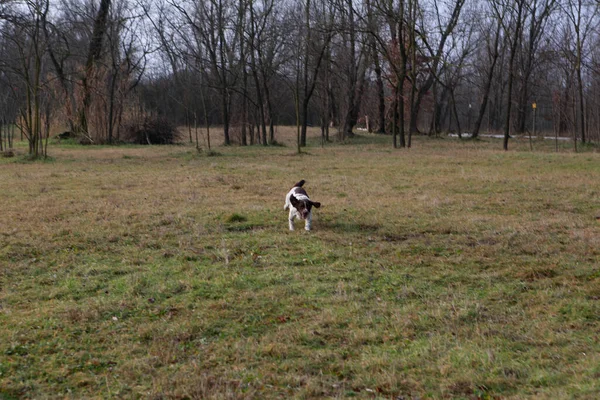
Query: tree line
[[1, 0, 599, 158]]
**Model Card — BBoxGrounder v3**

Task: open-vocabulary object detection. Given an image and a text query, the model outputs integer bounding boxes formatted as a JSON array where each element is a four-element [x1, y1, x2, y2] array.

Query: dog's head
[[290, 188, 321, 220]]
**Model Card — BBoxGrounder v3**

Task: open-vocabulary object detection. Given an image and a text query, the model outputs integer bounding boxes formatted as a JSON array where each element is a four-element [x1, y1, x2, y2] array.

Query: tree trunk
[[407, 0, 418, 147], [78, 0, 112, 139], [451, 89, 462, 138], [42, 10, 76, 134], [399, 92, 406, 148], [472, 21, 501, 139], [107, 69, 118, 144], [222, 91, 231, 145], [503, 2, 524, 151], [365, 0, 384, 133], [375, 55, 386, 133], [265, 83, 275, 144], [429, 80, 438, 136], [299, 0, 332, 147], [392, 86, 398, 148], [248, 2, 267, 146], [340, 0, 364, 140], [240, 1, 248, 147], [576, 52, 586, 144], [241, 71, 248, 146]]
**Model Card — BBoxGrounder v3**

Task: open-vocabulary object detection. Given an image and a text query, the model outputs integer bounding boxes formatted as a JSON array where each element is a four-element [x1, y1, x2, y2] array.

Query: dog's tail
[[294, 179, 306, 187]]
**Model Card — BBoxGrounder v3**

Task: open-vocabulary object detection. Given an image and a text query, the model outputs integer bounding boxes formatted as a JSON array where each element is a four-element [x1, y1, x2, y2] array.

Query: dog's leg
[[288, 210, 295, 231], [304, 212, 312, 231]]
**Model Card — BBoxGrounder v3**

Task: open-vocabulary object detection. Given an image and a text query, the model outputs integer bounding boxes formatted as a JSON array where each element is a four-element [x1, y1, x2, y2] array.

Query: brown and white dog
[[284, 180, 321, 231]]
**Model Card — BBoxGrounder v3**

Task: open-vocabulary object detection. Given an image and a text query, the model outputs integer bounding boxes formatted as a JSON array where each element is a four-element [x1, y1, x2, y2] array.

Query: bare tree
[[335, 0, 368, 140], [410, 0, 466, 139], [490, 0, 527, 150], [247, 0, 267, 145], [365, 0, 386, 134], [435, 24, 475, 137], [298, 0, 335, 148], [514, 0, 557, 136], [170, 0, 243, 146], [5, 0, 592, 152], [77, 0, 111, 140], [367, 0, 409, 148], [470, 6, 503, 139], [142, 0, 193, 142], [106, 2, 149, 144], [0, 0, 52, 158], [561, 0, 597, 145]]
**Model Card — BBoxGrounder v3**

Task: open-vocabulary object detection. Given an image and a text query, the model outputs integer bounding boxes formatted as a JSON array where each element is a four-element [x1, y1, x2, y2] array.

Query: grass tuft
[[225, 213, 248, 223]]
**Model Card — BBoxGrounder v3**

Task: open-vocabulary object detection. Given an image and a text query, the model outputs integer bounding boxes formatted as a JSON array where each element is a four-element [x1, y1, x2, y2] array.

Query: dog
[[284, 180, 321, 231]]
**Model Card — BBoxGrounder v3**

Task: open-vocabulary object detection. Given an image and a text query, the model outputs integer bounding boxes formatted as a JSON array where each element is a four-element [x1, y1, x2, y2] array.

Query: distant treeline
[[1, 0, 599, 157]]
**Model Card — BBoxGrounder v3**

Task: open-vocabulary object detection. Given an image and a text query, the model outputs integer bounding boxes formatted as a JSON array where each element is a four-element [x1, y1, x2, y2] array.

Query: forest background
[[1, 0, 600, 157]]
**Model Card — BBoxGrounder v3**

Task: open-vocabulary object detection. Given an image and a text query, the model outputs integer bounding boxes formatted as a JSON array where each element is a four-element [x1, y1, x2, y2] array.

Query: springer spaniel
[[284, 180, 321, 231]]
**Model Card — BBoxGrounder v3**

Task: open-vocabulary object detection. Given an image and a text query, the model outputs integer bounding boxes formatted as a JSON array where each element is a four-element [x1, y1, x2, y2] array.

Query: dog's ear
[[290, 194, 300, 208], [311, 201, 321, 208], [294, 180, 305, 187]]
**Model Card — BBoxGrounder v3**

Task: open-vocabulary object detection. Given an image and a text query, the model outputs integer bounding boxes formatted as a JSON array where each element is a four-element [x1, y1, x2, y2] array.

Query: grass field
[[1, 128, 599, 399]]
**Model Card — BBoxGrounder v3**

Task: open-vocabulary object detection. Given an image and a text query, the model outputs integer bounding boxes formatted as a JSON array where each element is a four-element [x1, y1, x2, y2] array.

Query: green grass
[[0, 130, 599, 398]]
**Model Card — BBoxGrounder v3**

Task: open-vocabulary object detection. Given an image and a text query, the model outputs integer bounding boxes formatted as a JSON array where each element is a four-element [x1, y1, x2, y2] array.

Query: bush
[[124, 117, 179, 145]]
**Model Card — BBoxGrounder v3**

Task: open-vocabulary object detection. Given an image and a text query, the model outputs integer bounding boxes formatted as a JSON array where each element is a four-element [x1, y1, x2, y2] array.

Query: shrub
[[124, 117, 179, 145]]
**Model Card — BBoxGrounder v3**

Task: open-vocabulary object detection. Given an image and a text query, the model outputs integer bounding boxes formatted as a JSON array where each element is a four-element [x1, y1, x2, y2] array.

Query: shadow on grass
[[317, 217, 427, 244], [225, 223, 266, 232], [318, 219, 380, 233], [222, 212, 268, 232]]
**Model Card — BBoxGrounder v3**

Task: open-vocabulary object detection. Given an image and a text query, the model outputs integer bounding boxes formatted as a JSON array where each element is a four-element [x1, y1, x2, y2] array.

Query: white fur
[[284, 189, 313, 231]]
